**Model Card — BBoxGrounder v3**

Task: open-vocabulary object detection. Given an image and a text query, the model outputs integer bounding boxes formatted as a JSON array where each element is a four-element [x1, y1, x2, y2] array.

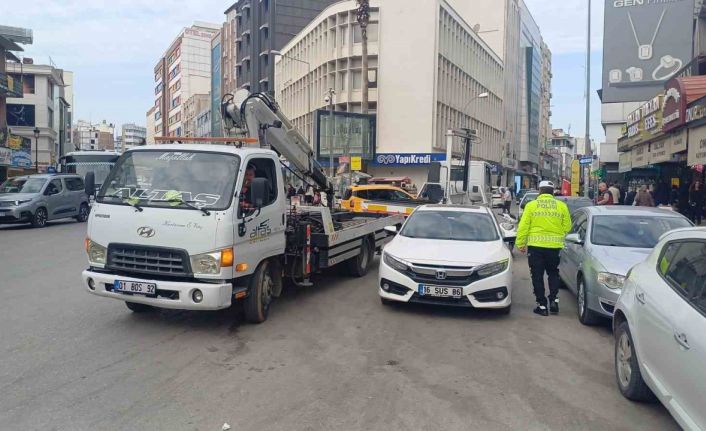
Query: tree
[[356, 0, 370, 115]]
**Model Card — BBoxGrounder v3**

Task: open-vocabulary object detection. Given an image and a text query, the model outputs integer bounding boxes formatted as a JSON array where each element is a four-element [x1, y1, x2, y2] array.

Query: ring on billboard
[[652, 55, 683, 81]]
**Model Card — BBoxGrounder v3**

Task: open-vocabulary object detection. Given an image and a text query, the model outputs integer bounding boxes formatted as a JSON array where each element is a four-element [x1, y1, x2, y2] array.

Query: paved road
[[0, 220, 678, 431]]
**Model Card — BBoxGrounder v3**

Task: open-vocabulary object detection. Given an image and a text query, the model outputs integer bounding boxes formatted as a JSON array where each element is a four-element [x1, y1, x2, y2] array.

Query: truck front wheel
[[244, 260, 274, 324]]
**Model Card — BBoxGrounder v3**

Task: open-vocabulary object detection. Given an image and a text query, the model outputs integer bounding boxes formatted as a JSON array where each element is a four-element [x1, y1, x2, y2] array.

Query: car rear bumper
[[378, 259, 512, 309], [82, 269, 233, 310]]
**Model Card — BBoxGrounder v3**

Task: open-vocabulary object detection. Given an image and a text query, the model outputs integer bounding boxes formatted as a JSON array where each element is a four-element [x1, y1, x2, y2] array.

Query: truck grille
[[107, 244, 191, 277]]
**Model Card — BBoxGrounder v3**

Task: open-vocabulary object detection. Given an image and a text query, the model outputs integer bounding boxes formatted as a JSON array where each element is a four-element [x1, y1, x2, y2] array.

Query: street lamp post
[[33, 127, 40, 173], [270, 50, 312, 144], [456, 92, 489, 187]]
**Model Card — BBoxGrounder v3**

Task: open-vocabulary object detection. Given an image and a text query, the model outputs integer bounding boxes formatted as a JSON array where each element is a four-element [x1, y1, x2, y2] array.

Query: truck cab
[[83, 145, 283, 310]]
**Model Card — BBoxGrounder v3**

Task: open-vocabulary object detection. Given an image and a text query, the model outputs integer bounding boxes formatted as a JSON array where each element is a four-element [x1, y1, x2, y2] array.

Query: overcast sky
[[10, 0, 605, 142]]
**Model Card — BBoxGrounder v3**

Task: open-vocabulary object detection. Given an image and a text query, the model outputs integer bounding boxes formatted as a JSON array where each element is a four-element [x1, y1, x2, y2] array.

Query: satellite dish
[[473, 24, 480, 33]]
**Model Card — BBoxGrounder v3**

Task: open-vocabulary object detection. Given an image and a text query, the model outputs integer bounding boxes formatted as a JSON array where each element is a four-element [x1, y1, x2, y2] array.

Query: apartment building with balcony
[[153, 22, 220, 138]]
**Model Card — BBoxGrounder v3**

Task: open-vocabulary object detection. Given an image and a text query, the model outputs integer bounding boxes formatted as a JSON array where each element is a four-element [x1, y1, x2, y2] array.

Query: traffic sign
[[579, 157, 593, 165]]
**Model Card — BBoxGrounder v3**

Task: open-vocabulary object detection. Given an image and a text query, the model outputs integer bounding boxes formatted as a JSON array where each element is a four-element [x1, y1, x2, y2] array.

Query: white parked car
[[491, 187, 504, 208], [613, 227, 706, 430], [379, 205, 514, 313]]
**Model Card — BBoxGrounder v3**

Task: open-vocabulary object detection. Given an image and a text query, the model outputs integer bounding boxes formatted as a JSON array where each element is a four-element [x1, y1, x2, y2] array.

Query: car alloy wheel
[[577, 280, 585, 317], [616, 331, 632, 388]]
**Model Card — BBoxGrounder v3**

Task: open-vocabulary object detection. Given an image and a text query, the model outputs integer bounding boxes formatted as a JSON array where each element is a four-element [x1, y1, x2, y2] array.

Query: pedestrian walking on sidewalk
[[502, 187, 513, 214], [689, 181, 705, 225], [634, 185, 655, 207], [516, 181, 572, 316]]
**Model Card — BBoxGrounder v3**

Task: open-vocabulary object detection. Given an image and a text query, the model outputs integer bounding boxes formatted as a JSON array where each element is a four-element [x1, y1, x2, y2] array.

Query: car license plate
[[114, 280, 156, 295], [418, 285, 463, 298]]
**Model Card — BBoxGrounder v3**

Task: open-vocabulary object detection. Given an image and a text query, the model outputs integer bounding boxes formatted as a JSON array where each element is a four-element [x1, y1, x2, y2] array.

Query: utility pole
[[326, 88, 336, 177], [584, 0, 592, 198], [356, 0, 370, 115]]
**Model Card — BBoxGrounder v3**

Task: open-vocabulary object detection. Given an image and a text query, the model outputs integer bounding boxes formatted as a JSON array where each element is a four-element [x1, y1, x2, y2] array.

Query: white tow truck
[[81, 90, 404, 323]]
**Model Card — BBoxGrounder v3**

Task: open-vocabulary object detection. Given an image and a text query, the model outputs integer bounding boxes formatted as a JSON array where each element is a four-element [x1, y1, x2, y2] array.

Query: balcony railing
[[0, 72, 23, 97]]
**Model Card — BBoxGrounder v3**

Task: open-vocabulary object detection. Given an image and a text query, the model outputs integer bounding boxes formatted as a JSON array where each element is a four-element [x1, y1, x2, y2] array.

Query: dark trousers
[[503, 201, 512, 213], [691, 206, 703, 225], [528, 246, 561, 306]]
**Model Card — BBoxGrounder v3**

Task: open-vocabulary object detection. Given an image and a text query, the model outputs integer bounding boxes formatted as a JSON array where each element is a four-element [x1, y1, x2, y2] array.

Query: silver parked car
[[0, 174, 90, 228], [559, 206, 692, 325], [613, 227, 706, 430]]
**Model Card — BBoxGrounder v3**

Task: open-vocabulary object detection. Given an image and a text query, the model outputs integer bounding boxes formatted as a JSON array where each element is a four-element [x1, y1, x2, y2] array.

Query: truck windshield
[[97, 150, 240, 211]]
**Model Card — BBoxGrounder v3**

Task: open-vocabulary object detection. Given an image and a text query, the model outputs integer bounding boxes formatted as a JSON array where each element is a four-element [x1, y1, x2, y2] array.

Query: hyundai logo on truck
[[137, 226, 155, 238]]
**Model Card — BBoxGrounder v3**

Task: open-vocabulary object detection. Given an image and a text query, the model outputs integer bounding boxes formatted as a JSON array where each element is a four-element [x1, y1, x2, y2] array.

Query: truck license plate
[[114, 280, 156, 295], [418, 285, 463, 298]]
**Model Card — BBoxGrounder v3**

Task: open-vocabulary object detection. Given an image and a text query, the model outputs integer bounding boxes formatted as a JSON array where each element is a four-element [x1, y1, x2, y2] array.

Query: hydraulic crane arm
[[222, 91, 331, 192]]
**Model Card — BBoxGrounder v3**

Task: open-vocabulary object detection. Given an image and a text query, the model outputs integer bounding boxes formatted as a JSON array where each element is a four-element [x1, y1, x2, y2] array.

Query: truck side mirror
[[84, 171, 96, 196], [249, 177, 270, 208]]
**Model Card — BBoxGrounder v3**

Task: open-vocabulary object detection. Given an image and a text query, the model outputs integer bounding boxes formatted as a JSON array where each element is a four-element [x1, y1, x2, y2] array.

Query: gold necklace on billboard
[[627, 7, 667, 60]]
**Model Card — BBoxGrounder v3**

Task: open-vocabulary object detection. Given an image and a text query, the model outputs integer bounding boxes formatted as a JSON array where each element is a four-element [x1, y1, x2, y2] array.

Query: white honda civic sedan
[[379, 204, 514, 313], [613, 227, 706, 430]]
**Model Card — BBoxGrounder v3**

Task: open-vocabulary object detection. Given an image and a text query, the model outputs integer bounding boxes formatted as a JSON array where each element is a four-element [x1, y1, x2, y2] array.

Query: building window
[[171, 96, 180, 109], [48, 83, 55, 99], [352, 70, 362, 89], [155, 82, 163, 95], [367, 23, 379, 42], [7, 104, 35, 127], [48, 108, 54, 127], [155, 111, 161, 120], [9, 74, 35, 94], [339, 72, 346, 91]]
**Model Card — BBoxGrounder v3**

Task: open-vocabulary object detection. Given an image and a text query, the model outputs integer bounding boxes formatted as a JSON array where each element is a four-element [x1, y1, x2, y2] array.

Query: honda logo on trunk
[[137, 226, 155, 238], [436, 270, 447, 280]]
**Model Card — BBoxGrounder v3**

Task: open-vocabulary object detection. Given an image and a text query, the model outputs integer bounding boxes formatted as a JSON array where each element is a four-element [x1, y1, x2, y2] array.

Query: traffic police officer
[[516, 181, 572, 316]]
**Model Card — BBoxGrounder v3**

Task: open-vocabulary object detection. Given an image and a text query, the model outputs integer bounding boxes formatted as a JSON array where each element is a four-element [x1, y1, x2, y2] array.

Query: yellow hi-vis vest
[[516, 194, 572, 249]]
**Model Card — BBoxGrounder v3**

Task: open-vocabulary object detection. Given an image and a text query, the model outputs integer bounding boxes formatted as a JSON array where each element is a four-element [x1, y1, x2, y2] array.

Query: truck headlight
[[85, 238, 107, 265], [597, 272, 625, 290], [475, 259, 509, 279], [190, 248, 233, 275], [383, 252, 408, 273]]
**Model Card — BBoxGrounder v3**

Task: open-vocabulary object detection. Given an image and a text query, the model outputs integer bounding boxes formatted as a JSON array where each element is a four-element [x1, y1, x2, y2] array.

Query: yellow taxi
[[341, 185, 418, 214]]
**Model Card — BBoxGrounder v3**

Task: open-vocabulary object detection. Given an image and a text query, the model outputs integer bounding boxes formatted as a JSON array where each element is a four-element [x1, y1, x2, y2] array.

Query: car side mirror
[[249, 177, 270, 208], [84, 171, 96, 196], [384, 225, 398, 235], [565, 233, 583, 245]]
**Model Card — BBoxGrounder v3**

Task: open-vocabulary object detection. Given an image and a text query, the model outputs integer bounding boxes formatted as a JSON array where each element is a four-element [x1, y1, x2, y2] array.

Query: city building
[[4, 60, 71, 175], [73, 120, 115, 151], [114, 135, 123, 153], [146, 106, 156, 144], [516, 2, 544, 190], [211, 30, 224, 137], [121, 123, 146, 151], [195, 106, 212, 138], [274, 0, 505, 187], [470, 0, 550, 189], [539, 40, 552, 152], [548, 128, 576, 181], [153, 22, 220, 138], [601, 1, 705, 189], [182, 93, 210, 137], [0, 26, 32, 180], [227, 0, 340, 94]]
